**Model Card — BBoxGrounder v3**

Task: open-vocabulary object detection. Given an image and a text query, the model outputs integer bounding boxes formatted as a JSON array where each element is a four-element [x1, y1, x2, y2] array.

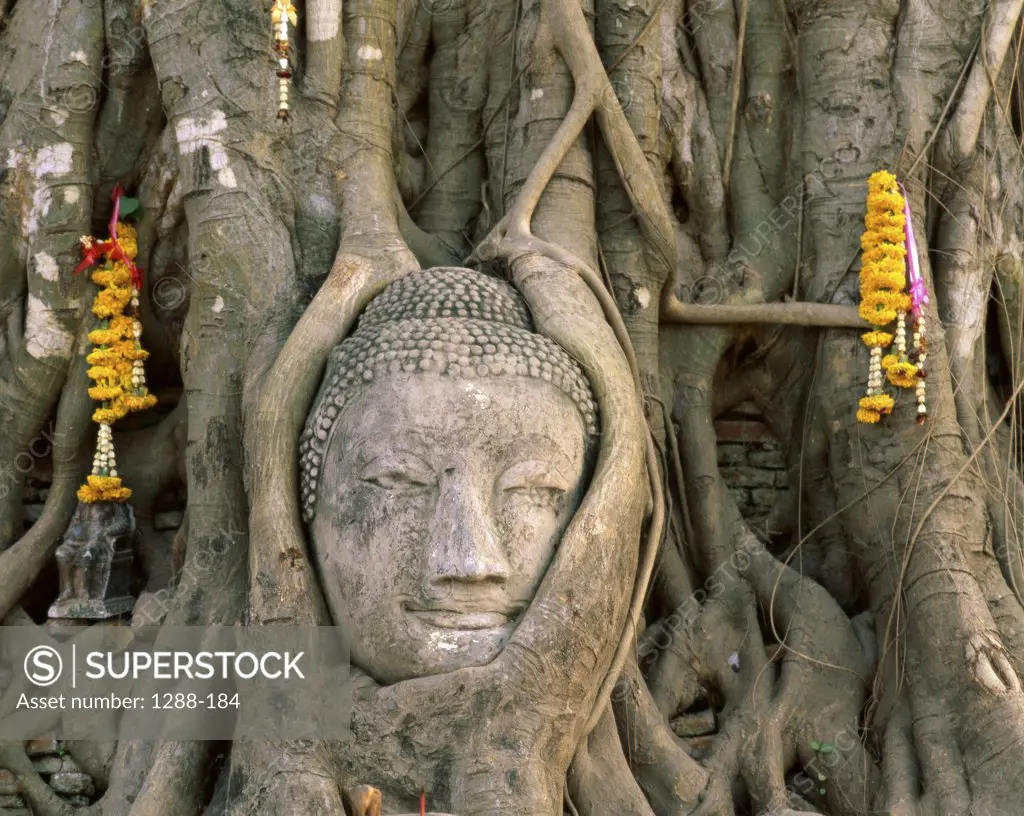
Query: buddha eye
[[359, 454, 435, 491], [363, 471, 433, 490], [497, 461, 569, 497]]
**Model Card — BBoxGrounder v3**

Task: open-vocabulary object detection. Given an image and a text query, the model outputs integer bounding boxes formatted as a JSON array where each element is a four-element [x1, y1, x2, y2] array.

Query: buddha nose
[[425, 470, 509, 589]]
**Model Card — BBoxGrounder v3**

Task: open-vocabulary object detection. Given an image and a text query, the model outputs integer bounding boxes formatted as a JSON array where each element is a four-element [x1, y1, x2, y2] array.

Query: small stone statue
[[48, 501, 136, 621]]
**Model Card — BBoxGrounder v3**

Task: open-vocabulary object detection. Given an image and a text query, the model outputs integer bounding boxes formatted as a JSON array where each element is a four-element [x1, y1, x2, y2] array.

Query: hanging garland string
[[272, 0, 297, 121], [856, 171, 929, 425], [74, 186, 158, 503], [899, 181, 929, 422]]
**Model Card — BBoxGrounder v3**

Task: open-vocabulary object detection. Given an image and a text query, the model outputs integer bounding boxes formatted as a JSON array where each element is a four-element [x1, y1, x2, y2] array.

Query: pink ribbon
[[899, 182, 928, 318], [109, 183, 123, 240]]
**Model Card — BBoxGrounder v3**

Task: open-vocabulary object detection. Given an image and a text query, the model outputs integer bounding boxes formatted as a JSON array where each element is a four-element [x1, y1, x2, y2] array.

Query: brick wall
[[0, 740, 95, 813], [714, 404, 788, 520]]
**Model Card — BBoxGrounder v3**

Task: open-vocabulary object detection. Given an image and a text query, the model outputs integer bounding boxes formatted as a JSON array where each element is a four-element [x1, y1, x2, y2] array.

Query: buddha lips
[[856, 171, 929, 425]]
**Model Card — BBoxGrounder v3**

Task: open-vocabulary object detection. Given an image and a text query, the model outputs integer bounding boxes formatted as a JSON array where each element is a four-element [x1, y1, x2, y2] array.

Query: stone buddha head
[[299, 268, 599, 684]]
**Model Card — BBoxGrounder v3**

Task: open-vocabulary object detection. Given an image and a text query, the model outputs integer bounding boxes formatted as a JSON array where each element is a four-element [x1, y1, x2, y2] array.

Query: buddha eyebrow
[[338, 427, 431, 458], [498, 433, 577, 466]]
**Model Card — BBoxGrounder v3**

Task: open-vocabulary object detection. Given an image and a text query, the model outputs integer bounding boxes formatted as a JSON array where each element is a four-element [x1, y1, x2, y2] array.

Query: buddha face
[[309, 373, 589, 684]]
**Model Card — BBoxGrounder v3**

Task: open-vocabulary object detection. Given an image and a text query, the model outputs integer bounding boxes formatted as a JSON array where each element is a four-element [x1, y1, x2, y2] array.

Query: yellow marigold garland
[[857, 171, 933, 424], [76, 221, 158, 503], [858, 171, 909, 423]]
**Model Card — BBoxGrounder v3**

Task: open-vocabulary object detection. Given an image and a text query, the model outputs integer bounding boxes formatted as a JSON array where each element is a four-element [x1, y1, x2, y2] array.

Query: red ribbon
[[74, 184, 144, 291], [420, 788, 426, 816]]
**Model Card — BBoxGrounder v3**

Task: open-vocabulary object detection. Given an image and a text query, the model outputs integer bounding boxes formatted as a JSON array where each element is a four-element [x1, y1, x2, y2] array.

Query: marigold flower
[[861, 331, 893, 348], [88, 386, 123, 402], [862, 244, 907, 265], [860, 302, 898, 327], [860, 394, 895, 414], [856, 407, 881, 424], [862, 289, 911, 313], [87, 365, 119, 381], [91, 266, 132, 288], [92, 286, 133, 318], [865, 211, 906, 232], [860, 226, 906, 249], [77, 474, 132, 503], [123, 393, 158, 412], [885, 361, 918, 388], [113, 224, 138, 260]]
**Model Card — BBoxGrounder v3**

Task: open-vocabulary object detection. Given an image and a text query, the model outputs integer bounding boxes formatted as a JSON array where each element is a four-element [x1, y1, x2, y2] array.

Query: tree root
[[611, 659, 707, 811], [0, 325, 91, 622], [0, 0, 101, 548], [567, 708, 656, 815]]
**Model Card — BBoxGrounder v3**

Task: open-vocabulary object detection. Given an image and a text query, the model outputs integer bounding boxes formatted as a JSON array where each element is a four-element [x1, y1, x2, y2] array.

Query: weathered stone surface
[[153, 510, 184, 531], [49, 501, 135, 622], [0, 793, 24, 807], [714, 418, 773, 443], [748, 449, 785, 468], [21, 503, 44, 524], [682, 734, 714, 761], [671, 708, 716, 738], [31, 755, 62, 774], [749, 488, 779, 511], [59, 755, 82, 773], [717, 443, 750, 466], [24, 738, 59, 756], [0, 768, 16, 794], [720, 466, 778, 489], [48, 771, 94, 796]]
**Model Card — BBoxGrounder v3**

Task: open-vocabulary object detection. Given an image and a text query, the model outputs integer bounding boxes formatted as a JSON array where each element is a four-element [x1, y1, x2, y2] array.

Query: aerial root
[[611, 659, 708, 810], [567, 707, 655, 816]]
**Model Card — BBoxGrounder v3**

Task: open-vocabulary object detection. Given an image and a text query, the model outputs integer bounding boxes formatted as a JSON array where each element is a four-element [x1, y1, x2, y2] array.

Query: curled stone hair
[[298, 267, 600, 523]]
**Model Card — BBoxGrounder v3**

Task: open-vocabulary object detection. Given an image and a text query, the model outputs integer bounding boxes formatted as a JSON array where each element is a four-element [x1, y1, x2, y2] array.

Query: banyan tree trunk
[[0, 0, 1023, 814]]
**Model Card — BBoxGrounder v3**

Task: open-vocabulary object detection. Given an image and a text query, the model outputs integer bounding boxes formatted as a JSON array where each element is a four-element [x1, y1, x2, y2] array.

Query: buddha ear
[[504, 253, 658, 742]]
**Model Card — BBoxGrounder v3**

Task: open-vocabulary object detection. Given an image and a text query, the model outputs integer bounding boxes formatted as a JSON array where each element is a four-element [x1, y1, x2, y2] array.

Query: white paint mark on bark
[[34, 253, 59, 282], [635, 286, 651, 309], [16, 143, 75, 236], [69, 50, 88, 64], [212, 296, 225, 313], [308, 0, 341, 41], [40, 0, 60, 101], [530, 88, 544, 100], [35, 144, 73, 176], [174, 111, 237, 188], [64, 188, 79, 204], [309, 193, 334, 217], [25, 295, 74, 360], [951, 288, 985, 365], [357, 45, 383, 61]]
